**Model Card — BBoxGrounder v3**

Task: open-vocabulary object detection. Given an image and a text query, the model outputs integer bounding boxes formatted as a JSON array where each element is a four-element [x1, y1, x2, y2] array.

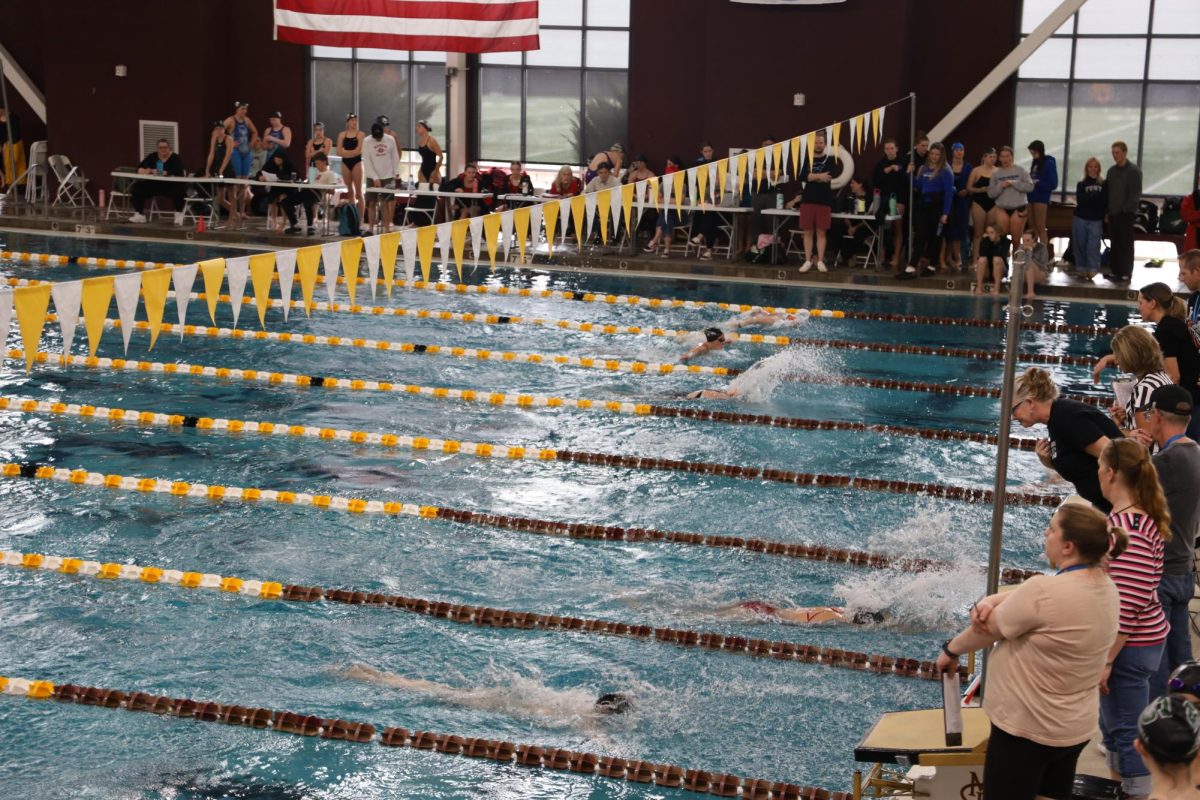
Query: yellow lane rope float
[[0, 674, 854, 798], [0, 460, 1054, 577], [0, 548, 971, 680]]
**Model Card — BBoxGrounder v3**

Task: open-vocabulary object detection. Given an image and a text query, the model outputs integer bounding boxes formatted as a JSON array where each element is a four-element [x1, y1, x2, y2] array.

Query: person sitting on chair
[[128, 139, 186, 225]]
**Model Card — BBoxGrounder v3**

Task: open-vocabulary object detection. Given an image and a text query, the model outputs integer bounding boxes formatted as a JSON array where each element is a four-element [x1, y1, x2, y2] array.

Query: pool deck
[[0, 211, 1186, 306]]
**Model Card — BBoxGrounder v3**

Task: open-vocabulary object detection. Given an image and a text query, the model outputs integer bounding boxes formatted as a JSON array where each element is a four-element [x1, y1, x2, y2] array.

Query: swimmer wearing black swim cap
[[595, 692, 631, 714], [680, 327, 727, 362]]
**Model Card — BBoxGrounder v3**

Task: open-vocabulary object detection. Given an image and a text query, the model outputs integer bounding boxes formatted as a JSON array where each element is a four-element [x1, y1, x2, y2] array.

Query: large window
[[1015, 0, 1200, 197], [478, 0, 630, 165], [310, 48, 448, 148]]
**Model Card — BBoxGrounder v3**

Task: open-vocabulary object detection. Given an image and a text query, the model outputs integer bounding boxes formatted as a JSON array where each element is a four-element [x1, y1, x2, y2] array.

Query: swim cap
[[851, 610, 886, 625], [595, 693, 631, 714], [704, 327, 724, 343], [1168, 661, 1200, 697], [1138, 696, 1200, 764]]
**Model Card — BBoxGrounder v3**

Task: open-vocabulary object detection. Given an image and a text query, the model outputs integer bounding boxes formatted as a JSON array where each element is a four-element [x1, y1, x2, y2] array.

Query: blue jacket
[[915, 166, 954, 216], [1028, 155, 1058, 204]]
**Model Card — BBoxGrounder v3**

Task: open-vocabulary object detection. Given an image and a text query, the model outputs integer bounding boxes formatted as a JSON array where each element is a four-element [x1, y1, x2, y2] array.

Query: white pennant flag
[[849, 116, 859, 154], [499, 210, 514, 259], [878, 106, 886, 144], [825, 126, 833, 151], [400, 228, 417, 283], [660, 173, 673, 211], [224, 256, 250, 328], [796, 135, 808, 175], [528, 203, 543, 256], [469, 215, 484, 268], [113, 272, 141, 354], [729, 158, 741, 199], [763, 148, 774, 184], [50, 280, 83, 356], [608, 185, 622, 234], [635, 179, 648, 221], [436, 222, 453, 271], [362, 235, 381, 301], [687, 167, 698, 206], [172, 264, 198, 334], [708, 163, 718, 203], [275, 249, 297, 320], [557, 197, 572, 244], [584, 191, 597, 242], [0, 288, 11, 353], [320, 242, 341, 305]]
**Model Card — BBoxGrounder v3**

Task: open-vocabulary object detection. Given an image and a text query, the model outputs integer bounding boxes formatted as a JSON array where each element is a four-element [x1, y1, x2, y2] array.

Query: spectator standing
[[794, 132, 840, 273], [337, 114, 364, 221], [1103, 325, 1174, 438], [903, 142, 953, 277], [1106, 140, 1143, 284], [1181, 171, 1200, 253], [1180, 250, 1200, 437], [965, 147, 998, 268], [1097, 437, 1172, 800], [1011, 366, 1121, 511], [415, 120, 443, 185], [974, 223, 1010, 296], [304, 122, 331, 182], [263, 112, 292, 158], [224, 101, 259, 228], [376, 116, 402, 158], [873, 139, 907, 269], [585, 143, 624, 184], [128, 139, 186, 225], [988, 145, 1035, 242], [204, 120, 235, 225], [1027, 139, 1059, 248], [945, 142, 972, 271], [933, 501, 1121, 800], [1073, 157, 1107, 280], [1137, 385, 1200, 703], [363, 121, 400, 232]]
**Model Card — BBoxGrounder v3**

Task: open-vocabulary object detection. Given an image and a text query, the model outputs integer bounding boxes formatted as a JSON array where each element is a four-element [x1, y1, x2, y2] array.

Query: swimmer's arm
[[344, 664, 452, 694], [679, 343, 704, 362], [775, 607, 847, 624]]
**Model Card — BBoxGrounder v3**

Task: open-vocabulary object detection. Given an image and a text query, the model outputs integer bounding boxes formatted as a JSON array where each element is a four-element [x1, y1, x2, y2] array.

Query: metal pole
[[979, 249, 1027, 696], [907, 92, 915, 266]]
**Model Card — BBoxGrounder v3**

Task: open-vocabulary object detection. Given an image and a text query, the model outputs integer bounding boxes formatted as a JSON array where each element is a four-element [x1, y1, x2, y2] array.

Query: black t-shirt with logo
[[800, 154, 838, 207], [1047, 399, 1122, 511]]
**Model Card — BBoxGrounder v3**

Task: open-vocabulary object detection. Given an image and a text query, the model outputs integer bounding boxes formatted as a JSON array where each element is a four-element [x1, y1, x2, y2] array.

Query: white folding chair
[[2, 141, 48, 207], [106, 168, 135, 219], [50, 155, 95, 207]]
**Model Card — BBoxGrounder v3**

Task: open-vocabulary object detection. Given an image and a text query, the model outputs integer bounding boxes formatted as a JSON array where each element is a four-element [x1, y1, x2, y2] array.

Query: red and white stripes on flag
[[274, 0, 540, 53]]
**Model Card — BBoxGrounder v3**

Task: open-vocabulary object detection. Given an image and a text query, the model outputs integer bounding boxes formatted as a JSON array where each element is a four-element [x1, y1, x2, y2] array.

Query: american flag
[[274, 0, 540, 54]]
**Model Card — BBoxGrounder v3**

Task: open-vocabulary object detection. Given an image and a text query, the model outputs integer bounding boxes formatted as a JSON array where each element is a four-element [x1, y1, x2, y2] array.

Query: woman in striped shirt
[[1107, 325, 1174, 441], [1098, 438, 1174, 800]]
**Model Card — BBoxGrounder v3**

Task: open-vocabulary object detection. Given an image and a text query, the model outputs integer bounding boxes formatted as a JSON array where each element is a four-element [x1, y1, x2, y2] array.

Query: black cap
[[1138, 696, 1200, 764], [212, 120, 224, 129], [1149, 383, 1193, 416], [704, 327, 725, 343], [234, 100, 248, 109], [632, 153, 648, 165], [376, 115, 390, 127], [595, 693, 630, 714], [269, 111, 282, 119]]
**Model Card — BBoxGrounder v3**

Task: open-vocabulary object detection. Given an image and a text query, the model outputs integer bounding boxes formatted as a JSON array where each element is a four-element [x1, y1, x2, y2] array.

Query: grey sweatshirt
[[987, 165, 1035, 210], [1105, 160, 1142, 215]]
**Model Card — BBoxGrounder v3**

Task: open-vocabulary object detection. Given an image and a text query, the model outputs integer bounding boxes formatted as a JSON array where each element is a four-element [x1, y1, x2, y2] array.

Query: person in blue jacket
[[1028, 139, 1059, 249], [903, 141, 955, 277]]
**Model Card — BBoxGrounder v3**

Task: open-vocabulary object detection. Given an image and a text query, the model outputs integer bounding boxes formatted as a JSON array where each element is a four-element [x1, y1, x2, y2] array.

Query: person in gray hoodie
[[988, 145, 1035, 242], [1105, 140, 1142, 284]]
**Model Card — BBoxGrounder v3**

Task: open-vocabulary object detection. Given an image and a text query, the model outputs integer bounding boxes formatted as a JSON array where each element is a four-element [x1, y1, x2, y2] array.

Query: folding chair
[[50, 155, 95, 207], [3, 141, 48, 208], [106, 168, 135, 219]]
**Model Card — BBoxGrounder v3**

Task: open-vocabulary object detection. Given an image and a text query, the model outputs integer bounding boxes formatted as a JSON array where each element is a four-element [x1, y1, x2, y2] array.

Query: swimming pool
[[0, 232, 1135, 797]]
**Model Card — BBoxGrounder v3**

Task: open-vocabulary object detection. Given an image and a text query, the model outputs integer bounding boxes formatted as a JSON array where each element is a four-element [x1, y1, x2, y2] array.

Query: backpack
[[1159, 197, 1185, 235], [338, 203, 361, 236], [1134, 199, 1158, 233]]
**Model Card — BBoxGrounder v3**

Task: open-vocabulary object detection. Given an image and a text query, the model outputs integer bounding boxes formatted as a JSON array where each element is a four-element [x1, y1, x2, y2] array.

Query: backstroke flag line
[[273, 0, 540, 53]]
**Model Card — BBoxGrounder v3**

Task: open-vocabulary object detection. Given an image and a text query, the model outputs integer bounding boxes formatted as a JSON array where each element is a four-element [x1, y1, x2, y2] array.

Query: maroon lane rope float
[[835, 310, 1119, 337]]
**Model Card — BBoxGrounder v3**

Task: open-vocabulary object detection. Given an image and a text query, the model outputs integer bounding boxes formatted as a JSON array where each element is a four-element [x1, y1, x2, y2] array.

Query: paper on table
[[942, 670, 963, 747], [1112, 378, 1134, 411]]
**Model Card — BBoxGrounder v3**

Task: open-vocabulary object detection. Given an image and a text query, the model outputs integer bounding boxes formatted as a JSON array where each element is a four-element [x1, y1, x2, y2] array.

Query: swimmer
[[720, 601, 888, 625], [680, 327, 727, 362], [728, 308, 811, 329], [686, 387, 738, 400], [343, 663, 631, 718]]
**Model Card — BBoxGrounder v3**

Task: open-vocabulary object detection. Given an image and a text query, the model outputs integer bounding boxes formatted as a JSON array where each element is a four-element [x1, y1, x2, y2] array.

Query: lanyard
[[1057, 564, 1090, 575], [1164, 434, 1187, 450]]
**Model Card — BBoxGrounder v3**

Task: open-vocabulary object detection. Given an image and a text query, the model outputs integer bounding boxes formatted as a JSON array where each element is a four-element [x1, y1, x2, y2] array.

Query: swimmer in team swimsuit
[[722, 601, 887, 625], [680, 327, 727, 362], [727, 308, 811, 329]]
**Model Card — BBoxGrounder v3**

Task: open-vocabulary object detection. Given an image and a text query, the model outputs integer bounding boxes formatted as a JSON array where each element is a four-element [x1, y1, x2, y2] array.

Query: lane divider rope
[[2, 249, 1117, 336], [0, 675, 850, 799], [0, 461, 1058, 586], [0, 549, 981, 679]]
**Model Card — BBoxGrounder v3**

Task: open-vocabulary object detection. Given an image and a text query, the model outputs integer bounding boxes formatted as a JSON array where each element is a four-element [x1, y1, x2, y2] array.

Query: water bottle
[[855, 196, 866, 214], [888, 193, 897, 216], [775, 193, 783, 209]]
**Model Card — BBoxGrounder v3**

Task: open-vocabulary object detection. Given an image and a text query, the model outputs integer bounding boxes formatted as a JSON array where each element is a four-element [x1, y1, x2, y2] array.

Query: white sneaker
[[173, 212, 184, 226], [128, 212, 147, 223], [817, 261, 828, 272], [904, 265, 917, 274], [799, 260, 813, 273]]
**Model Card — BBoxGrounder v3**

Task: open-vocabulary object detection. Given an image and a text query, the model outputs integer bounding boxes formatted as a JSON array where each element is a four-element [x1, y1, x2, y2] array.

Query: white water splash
[[723, 346, 835, 403]]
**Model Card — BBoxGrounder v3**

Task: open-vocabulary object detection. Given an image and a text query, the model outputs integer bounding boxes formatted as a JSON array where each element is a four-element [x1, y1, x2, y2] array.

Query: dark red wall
[[627, 0, 1018, 175]]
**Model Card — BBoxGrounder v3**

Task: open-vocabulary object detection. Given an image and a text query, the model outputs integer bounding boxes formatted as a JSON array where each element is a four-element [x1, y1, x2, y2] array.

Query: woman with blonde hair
[[1072, 157, 1106, 279], [1011, 366, 1122, 510], [1097, 437, 1172, 800], [545, 165, 582, 198], [1106, 325, 1173, 437]]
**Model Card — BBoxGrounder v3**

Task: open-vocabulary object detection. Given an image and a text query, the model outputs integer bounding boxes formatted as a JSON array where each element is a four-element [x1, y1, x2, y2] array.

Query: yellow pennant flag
[[340, 238, 363, 305], [716, 159, 728, 203], [790, 137, 801, 179], [198, 258, 225, 325], [80, 276, 114, 358], [14, 284, 51, 372], [871, 108, 881, 145], [621, 182, 635, 233], [753, 147, 765, 193], [451, 218, 469, 279], [735, 153, 748, 198], [806, 133, 816, 169], [379, 231, 400, 296], [696, 163, 709, 206], [596, 190, 612, 244], [482, 212, 501, 269], [671, 170, 685, 216], [856, 114, 865, 153], [772, 141, 785, 182], [249, 253, 276, 329], [512, 207, 530, 264], [296, 246, 322, 315], [141, 267, 171, 350], [570, 194, 587, 247], [831, 121, 842, 161], [416, 225, 437, 282], [542, 202, 559, 256]]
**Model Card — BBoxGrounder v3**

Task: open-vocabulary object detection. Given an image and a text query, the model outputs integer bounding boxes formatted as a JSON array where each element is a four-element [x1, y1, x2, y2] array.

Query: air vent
[[139, 120, 179, 159]]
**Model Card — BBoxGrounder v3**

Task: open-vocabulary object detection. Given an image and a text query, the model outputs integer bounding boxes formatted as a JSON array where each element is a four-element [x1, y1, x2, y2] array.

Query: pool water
[[0, 233, 1134, 797]]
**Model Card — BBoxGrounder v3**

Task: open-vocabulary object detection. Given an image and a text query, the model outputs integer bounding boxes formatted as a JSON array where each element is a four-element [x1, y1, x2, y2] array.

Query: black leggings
[[984, 724, 1087, 800], [132, 183, 184, 213], [282, 189, 319, 226], [908, 193, 944, 267]]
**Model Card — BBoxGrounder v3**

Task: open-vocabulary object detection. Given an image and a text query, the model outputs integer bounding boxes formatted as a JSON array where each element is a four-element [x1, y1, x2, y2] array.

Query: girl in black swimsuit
[[415, 119, 443, 184], [966, 148, 997, 264], [337, 113, 364, 218]]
